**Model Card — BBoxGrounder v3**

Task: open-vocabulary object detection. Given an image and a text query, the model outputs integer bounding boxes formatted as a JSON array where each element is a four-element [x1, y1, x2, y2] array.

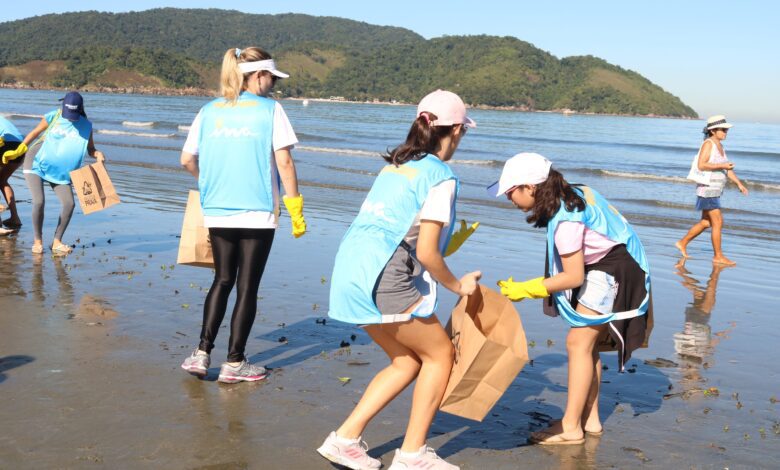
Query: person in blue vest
[[0, 116, 26, 234], [2, 92, 105, 255], [317, 90, 480, 470], [179, 47, 306, 384], [488, 152, 652, 446]]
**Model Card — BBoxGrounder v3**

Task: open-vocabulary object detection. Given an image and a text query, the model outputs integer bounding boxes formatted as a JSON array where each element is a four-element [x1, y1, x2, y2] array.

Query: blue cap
[[60, 91, 85, 121]]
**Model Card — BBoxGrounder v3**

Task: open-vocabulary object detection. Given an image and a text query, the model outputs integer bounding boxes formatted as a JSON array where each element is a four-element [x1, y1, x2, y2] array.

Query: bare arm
[[22, 117, 49, 145], [726, 169, 748, 195], [698, 141, 734, 171], [87, 132, 105, 162], [274, 146, 300, 197], [542, 249, 585, 293], [180, 151, 199, 178], [417, 220, 481, 296]]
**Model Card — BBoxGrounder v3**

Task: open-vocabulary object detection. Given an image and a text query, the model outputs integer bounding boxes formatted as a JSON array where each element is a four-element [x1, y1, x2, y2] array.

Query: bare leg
[[708, 209, 735, 265], [336, 324, 422, 440], [0, 159, 23, 226], [676, 211, 711, 258], [581, 348, 603, 434]]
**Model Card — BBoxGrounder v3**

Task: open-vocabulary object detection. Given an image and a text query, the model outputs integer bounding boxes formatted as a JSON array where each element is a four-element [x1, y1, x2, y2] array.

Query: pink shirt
[[554, 221, 619, 265]]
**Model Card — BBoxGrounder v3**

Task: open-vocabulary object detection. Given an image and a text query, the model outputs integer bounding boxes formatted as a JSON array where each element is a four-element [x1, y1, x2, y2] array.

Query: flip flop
[[0, 227, 14, 237], [31, 245, 44, 254], [51, 243, 73, 256], [529, 431, 585, 446]]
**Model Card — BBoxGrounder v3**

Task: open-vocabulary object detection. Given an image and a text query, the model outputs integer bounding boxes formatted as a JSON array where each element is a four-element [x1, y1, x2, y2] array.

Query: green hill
[[0, 9, 696, 117]]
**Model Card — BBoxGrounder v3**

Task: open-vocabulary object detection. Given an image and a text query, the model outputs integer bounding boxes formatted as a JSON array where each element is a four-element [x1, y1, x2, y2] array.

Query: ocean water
[[2, 89, 779, 466], [2, 88, 778, 242]]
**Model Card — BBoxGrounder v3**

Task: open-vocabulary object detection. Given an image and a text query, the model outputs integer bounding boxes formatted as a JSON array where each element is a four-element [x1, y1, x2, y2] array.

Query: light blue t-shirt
[[0, 116, 23, 143], [31, 110, 92, 185]]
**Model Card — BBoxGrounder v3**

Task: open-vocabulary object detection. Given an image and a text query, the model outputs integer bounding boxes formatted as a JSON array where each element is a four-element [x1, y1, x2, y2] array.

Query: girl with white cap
[[318, 90, 480, 470], [676, 115, 748, 266], [488, 152, 652, 445], [179, 47, 306, 384]]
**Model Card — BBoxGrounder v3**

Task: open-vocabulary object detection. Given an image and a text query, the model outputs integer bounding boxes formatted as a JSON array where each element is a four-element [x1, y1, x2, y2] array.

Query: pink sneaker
[[388, 445, 458, 470], [316, 431, 381, 469]]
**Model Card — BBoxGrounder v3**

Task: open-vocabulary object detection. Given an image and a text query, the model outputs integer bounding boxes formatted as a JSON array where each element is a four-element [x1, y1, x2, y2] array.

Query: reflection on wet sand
[[539, 433, 602, 469], [29, 253, 74, 307], [672, 259, 731, 388]]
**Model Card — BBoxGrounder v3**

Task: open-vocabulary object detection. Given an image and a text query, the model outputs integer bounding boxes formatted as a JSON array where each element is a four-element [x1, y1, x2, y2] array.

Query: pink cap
[[416, 90, 476, 128]]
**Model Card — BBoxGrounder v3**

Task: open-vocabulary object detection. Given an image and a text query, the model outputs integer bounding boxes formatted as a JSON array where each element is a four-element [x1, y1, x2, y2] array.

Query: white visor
[[237, 59, 289, 78]]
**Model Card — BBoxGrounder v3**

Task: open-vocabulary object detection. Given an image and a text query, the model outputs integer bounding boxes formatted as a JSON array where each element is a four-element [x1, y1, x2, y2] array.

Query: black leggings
[[199, 227, 275, 362]]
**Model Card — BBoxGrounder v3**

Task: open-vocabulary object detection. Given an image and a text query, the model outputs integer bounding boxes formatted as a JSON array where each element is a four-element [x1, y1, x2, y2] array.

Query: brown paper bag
[[176, 190, 214, 268], [69, 161, 121, 214], [440, 285, 529, 421]]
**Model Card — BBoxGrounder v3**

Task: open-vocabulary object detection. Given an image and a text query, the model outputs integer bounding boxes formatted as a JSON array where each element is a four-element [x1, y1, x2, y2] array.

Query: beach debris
[[321, 276, 327, 284], [347, 360, 370, 366], [312, 303, 319, 311], [621, 447, 650, 463], [107, 239, 112, 244], [704, 387, 720, 397], [615, 405, 625, 413], [175, 331, 187, 337], [528, 340, 536, 348], [278, 336, 287, 343], [174, 290, 179, 295], [743, 433, 751, 441], [546, 339, 554, 347], [338, 377, 351, 386], [340, 340, 351, 348], [181, 304, 190, 309], [774, 422, 780, 435], [108, 270, 139, 276], [703, 407, 711, 414], [626, 366, 637, 373], [731, 392, 739, 400], [278, 322, 286, 327], [643, 357, 678, 368], [723, 425, 729, 432], [708, 443, 726, 452], [736, 401, 743, 410], [350, 334, 357, 341], [315, 318, 327, 325], [759, 427, 767, 439], [770, 395, 778, 404]]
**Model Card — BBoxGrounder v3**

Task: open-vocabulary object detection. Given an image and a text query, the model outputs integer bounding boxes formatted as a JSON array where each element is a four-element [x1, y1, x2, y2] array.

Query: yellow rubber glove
[[0, 136, 4, 149], [497, 276, 549, 302], [2, 142, 27, 165], [444, 220, 480, 257], [283, 194, 307, 238]]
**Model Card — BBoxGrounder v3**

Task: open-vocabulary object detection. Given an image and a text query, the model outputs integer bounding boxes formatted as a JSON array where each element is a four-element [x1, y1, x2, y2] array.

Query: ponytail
[[219, 47, 273, 103], [526, 168, 585, 228], [383, 112, 455, 165]]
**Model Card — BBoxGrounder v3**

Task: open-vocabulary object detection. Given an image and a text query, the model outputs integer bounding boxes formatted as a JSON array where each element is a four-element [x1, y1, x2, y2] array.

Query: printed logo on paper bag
[[81, 181, 98, 206]]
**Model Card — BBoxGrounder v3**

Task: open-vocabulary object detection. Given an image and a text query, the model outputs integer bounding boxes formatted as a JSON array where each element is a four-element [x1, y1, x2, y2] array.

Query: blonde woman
[[179, 47, 306, 383]]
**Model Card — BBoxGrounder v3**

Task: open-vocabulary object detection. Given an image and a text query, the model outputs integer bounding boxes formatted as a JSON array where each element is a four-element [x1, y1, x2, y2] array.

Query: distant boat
[[302, 99, 310, 107]]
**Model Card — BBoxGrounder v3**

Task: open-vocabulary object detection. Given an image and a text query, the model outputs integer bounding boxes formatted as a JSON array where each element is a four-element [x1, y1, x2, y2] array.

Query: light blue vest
[[0, 116, 23, 143], [546, 186, 651, 327], [32, 110, 92, 185], [197, 92, 276, 217], [329, 155, 459, 325]]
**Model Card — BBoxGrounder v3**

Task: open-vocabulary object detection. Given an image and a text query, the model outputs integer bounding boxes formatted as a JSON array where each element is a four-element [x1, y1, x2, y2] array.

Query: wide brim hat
[[705, 115, 733, 131]]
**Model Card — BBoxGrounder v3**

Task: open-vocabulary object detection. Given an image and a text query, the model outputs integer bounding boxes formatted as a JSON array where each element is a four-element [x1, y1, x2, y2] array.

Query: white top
[[182, 101, 298, 229], [404, 179, 456, 249], [696, 138, 728, 198]]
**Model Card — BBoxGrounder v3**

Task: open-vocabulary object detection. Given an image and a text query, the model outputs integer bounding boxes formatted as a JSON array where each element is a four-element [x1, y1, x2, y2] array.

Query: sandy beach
[[1, 167, 778, 469]]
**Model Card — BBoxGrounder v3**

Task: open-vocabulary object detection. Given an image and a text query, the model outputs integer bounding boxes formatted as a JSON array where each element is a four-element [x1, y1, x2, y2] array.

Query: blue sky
[[3, 1, 778, 122]]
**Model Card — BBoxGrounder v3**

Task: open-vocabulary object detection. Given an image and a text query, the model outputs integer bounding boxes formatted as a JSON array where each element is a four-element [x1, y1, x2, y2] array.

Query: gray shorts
[[373, 241, 423, 320], [576, 270, 619, 315]]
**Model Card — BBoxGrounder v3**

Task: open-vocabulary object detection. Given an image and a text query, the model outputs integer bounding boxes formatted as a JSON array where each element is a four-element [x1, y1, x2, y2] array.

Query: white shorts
[[577, 270, 619, 315]]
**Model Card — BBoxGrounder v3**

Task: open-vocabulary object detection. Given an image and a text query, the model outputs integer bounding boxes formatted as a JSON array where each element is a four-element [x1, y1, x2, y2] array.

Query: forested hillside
[[0, 9, 696, 117]]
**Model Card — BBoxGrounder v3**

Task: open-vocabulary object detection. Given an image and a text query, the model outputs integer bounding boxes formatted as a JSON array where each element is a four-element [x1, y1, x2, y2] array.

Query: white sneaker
[[388, 445, 458, 470], [316, 431, 381, 470]]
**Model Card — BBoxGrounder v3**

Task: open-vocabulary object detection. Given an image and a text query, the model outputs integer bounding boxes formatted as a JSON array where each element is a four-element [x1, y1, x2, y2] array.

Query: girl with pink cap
[[318, 90, 480, 470]]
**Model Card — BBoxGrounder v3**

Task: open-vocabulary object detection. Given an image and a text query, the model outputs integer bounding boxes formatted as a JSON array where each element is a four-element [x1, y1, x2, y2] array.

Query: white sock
[[334, 432, 360, 444], [398, 445, 425, 458]]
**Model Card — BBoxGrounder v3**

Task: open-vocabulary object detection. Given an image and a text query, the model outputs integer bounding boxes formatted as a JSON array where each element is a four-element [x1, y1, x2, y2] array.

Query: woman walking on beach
[[2, 92, 105, 255], [0, 116, 27, 234], [489, 153, 651, 445], [318, 90, 480, 470], [179, 47, 306, 384], [676, 115, 748, 266]]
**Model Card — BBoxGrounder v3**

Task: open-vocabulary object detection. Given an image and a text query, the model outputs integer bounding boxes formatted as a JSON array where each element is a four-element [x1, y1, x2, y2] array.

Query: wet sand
[[1, 179, 779, 469]]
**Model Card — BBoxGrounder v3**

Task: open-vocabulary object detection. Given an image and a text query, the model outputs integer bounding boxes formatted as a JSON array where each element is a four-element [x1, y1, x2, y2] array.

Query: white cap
[[238, 59, 289, 78], [486, 152, 552, 197]]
